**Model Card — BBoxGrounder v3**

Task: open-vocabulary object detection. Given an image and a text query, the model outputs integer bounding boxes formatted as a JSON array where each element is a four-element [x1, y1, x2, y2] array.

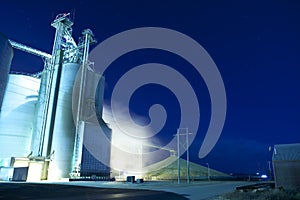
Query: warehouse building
[[273, 143, 300, 189]]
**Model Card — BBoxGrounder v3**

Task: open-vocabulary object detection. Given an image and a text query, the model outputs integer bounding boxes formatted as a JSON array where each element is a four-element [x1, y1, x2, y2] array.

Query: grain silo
[[0, 13, 111, 181], [0, 74, 40, 161], [47, 62, 80, 180], [0, 33, 13, 112]]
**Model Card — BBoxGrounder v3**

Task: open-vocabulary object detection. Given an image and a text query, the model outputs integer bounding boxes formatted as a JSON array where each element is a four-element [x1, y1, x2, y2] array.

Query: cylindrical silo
[[0, 33, 14, 112], [30, 70, 50, 156], [47, 62, 80, 180], [0, 74, 40, 163]]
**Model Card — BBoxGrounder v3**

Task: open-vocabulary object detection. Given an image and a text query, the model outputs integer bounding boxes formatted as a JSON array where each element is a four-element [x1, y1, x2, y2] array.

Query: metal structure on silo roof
[[0, 33, 13, 112]]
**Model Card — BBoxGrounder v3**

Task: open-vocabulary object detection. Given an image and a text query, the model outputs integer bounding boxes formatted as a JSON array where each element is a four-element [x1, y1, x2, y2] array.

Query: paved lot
[[0, 181, 249, 200], [155, 181, 249, 200], [68, 181, 251, 200], [65, 180, 250, 200], [0, 182, 187, 200]]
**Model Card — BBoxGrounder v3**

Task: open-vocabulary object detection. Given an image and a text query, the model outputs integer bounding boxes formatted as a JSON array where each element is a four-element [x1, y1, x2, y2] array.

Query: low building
[[272, 143, 300, 189]]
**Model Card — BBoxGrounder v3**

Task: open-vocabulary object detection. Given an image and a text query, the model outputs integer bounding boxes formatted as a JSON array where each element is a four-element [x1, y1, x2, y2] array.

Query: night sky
[[1, 0, 300, 174]]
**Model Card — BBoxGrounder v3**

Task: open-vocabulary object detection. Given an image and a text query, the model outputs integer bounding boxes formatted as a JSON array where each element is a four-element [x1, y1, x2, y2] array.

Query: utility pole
[[177, 129, 180, 184], [186, 128, 190, 184], [175, 128, 192, 184], [174, 129, 180, 184], [206, 163, 210, 181]]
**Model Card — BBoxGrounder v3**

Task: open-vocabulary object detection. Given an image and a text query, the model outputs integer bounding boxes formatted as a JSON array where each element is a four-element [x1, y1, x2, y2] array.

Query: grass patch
[[213, 188, 300, 200]]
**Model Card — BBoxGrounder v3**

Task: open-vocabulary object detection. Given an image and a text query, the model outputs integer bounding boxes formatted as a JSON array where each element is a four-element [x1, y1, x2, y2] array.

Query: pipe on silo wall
[[0, 33, 13, 112], [30, 69, 50, 156], [44, 50, 64, 158], [0, 74, 40, 163]]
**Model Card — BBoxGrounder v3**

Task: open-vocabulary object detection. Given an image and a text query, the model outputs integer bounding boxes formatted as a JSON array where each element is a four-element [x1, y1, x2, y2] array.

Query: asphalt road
[[156, 181, 249, 200], [0, 183, 188, 200], [65, 181, 249, 200], [0, 181, 250, 200]]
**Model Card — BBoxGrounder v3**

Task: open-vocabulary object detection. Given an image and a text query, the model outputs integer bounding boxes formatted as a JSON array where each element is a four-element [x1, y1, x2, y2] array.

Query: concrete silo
[[30, 69, 51, 156], [0, 14, 111, 181], [47, 62, 80, 180], [77, 69, 112, 179], [0, 33, 13, 112], [0, 74, 40, 164]]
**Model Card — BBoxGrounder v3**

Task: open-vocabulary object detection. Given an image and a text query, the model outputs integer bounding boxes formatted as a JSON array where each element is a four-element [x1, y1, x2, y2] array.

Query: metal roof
[[273, 143, 300, 161]]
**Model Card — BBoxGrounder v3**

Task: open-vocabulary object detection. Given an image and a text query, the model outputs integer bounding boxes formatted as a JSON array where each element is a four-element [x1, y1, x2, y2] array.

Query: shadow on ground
[[0, 183, 188, 200]]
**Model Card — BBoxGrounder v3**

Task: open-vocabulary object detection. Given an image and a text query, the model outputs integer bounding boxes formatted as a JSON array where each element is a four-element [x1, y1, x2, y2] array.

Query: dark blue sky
[[1, 0, 300, 174]]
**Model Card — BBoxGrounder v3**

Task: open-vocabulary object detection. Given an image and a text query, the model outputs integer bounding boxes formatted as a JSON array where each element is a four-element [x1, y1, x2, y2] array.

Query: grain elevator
[[0, 13, 111, 181]]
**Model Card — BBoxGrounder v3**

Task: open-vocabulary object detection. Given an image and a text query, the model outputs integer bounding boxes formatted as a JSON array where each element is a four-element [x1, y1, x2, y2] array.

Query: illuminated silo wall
[[47, 62, 79, 180], [79, 71, 111, 177], [0, 33, 13, 112], [0, 74, 40, 164], [30, 70, 50, 156]]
